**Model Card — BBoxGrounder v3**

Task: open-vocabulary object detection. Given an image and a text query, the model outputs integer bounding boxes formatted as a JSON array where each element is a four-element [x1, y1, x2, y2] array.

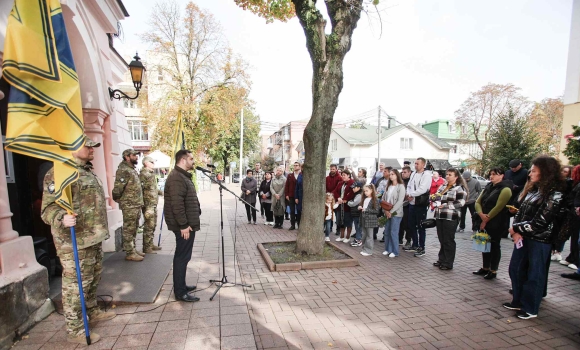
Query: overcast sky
[[118, 0, 573, 129]]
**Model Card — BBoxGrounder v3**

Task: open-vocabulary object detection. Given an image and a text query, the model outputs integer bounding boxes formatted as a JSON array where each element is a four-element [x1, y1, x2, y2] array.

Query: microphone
[[195, 166, 213, 173]]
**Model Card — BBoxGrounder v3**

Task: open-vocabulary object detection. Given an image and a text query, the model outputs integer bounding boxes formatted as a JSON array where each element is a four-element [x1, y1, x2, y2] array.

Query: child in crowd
[[324, 193, 338, 242], [348, 181, 364, 247], [359, 184, 381, 256]]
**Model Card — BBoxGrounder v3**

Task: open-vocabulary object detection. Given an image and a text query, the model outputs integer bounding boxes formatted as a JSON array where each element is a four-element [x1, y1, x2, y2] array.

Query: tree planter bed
[[257, 241, 359, 272]]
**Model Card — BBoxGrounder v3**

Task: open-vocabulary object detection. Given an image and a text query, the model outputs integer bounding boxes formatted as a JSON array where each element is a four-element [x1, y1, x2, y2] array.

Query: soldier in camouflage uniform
[[112, 149, 144, 261], [139, 156, 163, 253], [41, 136, 115, 344]]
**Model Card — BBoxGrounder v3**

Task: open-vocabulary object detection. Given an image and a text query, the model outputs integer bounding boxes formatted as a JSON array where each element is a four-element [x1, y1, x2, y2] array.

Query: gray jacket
[[464, 178, 481, 205], [381, 184, 406, 217]]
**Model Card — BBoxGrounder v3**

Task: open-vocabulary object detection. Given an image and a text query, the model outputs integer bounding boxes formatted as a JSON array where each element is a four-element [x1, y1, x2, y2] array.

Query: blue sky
[[118, 0, 573, 129]]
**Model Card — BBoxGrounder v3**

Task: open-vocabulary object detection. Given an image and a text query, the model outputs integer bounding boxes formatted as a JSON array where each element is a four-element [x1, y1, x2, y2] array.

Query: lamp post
[[109, 53, 146, 100]]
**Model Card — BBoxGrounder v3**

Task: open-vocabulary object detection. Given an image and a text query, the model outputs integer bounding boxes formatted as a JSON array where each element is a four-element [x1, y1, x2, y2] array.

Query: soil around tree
[[262, 241, 351, 264]]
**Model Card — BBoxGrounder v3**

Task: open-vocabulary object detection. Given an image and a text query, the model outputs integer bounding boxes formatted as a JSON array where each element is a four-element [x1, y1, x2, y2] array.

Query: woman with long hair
[[555, 165, 580, 271], [473, 167, 512, 279], [503, 155, 564, 319], [381, 169, 406, 258], [432, 168, 467, 270]]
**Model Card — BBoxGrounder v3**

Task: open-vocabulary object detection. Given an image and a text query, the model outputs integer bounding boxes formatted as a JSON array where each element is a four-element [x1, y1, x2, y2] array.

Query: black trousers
[[288, 198, 297, 226], [436, 219, 457, 268], [399, 205, 410, 242], [482, 237, 502, 271], [263, 202, 273, 222], [274, 215, 284, 227], [259, 198, 265, 216], [459, 203, 477, 230], [172, 230, 196, 297], [245, 203, 257, 222]]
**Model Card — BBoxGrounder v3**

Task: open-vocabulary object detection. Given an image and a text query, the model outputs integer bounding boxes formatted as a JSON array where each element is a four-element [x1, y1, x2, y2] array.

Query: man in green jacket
[[41, 136, 115, 344], [139, 156, 163, 253], [112, 149, 144, 261]]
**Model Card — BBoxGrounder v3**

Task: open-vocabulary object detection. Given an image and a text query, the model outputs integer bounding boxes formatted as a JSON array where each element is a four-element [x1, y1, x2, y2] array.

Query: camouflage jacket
[[41, 162, 109, 252], [112, 161, 143, 209], [140, 167, 162, 207]]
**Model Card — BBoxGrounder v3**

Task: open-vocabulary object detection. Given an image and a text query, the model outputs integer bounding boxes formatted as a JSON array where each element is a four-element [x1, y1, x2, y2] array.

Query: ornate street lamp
[[108, 52, 146, 100]]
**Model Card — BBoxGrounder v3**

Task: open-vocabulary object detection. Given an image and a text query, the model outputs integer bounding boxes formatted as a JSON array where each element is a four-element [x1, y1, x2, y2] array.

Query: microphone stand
[[199, 169, 253, 301]]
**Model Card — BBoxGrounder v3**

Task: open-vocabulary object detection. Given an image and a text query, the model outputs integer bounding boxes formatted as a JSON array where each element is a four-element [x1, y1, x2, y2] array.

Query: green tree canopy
[[563, 125, 580, 166], [483, 107, 541, 173]]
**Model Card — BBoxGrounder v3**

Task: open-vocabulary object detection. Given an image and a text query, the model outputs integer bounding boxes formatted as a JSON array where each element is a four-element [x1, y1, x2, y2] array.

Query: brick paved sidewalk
[[230, 196, 580, 349], [11, 184, 580, 350], [12, 185, 256, 350]]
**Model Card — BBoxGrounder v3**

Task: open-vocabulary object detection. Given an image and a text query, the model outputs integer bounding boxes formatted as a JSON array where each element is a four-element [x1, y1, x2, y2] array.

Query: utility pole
[[376, 105, 381, 173], [239, 107, 244, 181]]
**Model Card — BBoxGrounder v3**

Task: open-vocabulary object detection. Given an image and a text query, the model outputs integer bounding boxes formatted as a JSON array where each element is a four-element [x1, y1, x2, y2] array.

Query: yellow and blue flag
[[2, 0, 86, 212]]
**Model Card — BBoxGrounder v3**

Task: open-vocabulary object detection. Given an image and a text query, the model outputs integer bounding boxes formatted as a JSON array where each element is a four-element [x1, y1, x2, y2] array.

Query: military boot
[[67, 332, 100, 344], [143, 248, 157, 254], [151, 246, 162, 251], [135, 251, 145, 257], [89, 309, 116, 325], [125, 253, 144, 261]]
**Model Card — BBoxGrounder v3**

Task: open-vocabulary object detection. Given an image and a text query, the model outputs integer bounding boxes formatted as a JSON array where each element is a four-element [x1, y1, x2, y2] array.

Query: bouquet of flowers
[[430, 192, 443, 211], [378, 211, 397, 226], [471, 230, 491, 252]]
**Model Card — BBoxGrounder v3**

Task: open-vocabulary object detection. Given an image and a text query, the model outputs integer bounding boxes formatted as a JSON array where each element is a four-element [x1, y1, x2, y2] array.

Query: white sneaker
[[389, 253, 396, 258], [382, 251, 389, 256], [264, 222, 268, 225], [335, 237, 343, 242], [325, 237, 330, 242], [560, 260, 571, 266], [553, 253, 562, 261], [361, 251, 372, 256], [269, 222, 275, 226], [569, 264, 578, 270], [343, 238, 350, 243]]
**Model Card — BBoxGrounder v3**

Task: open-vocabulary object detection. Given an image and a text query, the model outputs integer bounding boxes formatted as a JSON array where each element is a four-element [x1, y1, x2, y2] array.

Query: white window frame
[[400, 137, 413, 150], [331, 139, 337, 151], [128, 120, 149, 141]]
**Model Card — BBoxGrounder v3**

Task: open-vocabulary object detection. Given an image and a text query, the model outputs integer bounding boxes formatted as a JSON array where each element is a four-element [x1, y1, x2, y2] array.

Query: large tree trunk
[[294, 0, 363, 255]]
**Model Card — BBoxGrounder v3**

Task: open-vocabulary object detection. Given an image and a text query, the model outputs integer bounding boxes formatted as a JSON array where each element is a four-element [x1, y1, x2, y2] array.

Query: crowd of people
[[247, 155, 580, 321]]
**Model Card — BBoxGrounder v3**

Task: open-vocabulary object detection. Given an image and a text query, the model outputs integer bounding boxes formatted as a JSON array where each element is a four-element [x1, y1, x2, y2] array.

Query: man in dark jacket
[[164, 150, 201, 302], [505, 159, 528, 203], [326, 164, 341, 234], [285, 162, 301, 230]]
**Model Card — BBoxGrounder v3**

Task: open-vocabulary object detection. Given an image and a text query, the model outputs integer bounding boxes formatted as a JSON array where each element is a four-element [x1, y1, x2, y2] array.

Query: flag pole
[[69, 225, 91, 345], [157, 213, 164, 246]]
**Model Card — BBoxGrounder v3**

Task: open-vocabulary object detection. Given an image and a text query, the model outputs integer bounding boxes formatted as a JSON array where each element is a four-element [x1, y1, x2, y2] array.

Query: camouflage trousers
[[122, 207, 141, 254], [142, 205, 157, 250], [59, 244, 103, 336]]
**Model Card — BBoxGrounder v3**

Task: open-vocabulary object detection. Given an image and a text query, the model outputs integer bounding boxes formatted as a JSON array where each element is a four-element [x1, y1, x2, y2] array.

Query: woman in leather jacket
[[503, 156, 564, 320]]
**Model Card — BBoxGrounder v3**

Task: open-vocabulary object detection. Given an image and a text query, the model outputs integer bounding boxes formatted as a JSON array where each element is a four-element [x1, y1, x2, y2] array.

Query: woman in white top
[[381, 169, 407, 257]]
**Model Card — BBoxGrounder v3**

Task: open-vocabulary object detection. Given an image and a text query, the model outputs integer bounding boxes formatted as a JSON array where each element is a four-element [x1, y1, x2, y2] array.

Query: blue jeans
[[384, 216, 403, 256], [324, 220, 332, 237], [352, 217, 361, 240], [509, 239, 551, 315], [408, 205, 428, 249]]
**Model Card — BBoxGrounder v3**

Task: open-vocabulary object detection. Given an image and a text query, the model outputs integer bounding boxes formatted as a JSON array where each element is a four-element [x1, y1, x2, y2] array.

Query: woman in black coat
[[241, 169, 258, 224], [503, 156, 564, 319], [473, 167, 512, 279]]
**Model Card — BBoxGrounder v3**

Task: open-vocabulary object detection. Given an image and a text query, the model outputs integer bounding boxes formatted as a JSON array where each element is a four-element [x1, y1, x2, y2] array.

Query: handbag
[[420, 218, 436, 228], [415, 190, 430, 206], [380, 201, 393, 212]]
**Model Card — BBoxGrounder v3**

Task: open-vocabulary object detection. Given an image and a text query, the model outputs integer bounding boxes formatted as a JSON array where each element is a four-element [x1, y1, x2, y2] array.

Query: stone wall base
[[0, 266, 52, 350]]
